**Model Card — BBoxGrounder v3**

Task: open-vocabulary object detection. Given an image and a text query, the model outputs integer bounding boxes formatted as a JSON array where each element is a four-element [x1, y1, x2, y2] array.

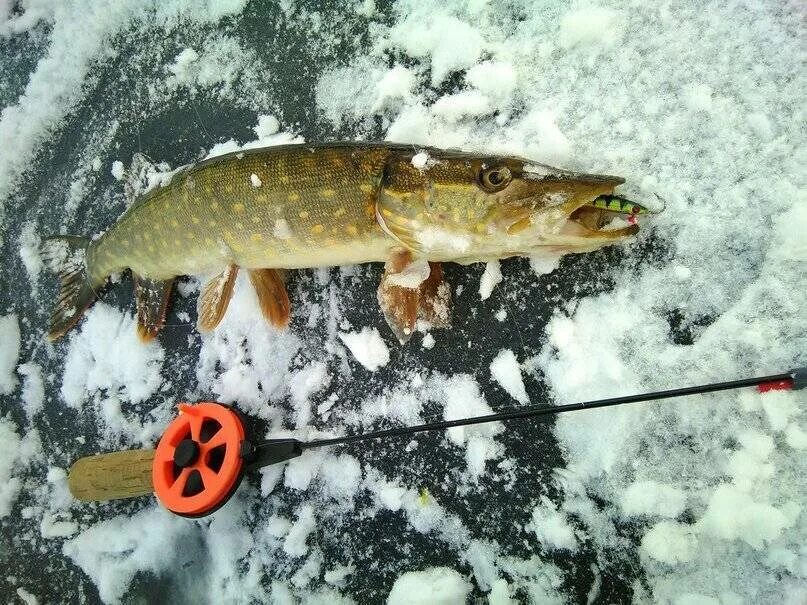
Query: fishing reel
[[152, 402, 302, 517]]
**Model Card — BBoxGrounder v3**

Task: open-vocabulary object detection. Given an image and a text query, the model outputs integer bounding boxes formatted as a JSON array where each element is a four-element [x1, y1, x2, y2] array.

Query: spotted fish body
[[44, 142, 656, 342], [89, 145, 394, 282]]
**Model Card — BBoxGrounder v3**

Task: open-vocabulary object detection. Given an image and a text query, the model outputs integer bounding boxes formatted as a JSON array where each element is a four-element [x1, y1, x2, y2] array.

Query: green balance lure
[[589, 194, 656, 215]]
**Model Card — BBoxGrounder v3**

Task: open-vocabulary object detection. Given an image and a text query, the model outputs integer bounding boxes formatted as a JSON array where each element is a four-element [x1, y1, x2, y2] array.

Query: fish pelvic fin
[[377, 251, 452, 343], [197, 264, 239, 332], [133, 274, 175, 342], [248, 269, 290, 328], [41, 235, 99, 340]]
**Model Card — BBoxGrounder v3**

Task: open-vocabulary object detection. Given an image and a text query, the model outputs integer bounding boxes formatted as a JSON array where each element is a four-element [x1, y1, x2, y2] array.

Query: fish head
[[378, 148, 647, 261]]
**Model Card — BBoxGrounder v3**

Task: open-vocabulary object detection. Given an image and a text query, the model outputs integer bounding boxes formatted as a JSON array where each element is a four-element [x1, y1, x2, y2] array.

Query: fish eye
[[479, 166, 512, 192]]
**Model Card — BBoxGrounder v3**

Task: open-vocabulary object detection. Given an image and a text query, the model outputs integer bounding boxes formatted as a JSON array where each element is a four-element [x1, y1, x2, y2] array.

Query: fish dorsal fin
[[133, 273, 175, 342], [248, 268, 290, 328], [197, 265, 239, 332]]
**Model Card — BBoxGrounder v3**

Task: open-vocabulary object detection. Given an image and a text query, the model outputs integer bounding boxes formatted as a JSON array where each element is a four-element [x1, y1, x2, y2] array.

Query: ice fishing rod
[[68, 368, 805, 518]]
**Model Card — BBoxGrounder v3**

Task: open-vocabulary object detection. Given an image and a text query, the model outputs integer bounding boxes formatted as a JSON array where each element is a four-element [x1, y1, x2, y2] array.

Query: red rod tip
[[757, 379, 794, 393]]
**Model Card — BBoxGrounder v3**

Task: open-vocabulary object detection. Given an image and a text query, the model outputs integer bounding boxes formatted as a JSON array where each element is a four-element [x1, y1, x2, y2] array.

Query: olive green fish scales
[[89, 145, 395, 283]]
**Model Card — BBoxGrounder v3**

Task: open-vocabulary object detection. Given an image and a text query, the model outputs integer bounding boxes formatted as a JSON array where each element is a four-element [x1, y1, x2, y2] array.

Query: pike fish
[[43, 143, 659, 343]]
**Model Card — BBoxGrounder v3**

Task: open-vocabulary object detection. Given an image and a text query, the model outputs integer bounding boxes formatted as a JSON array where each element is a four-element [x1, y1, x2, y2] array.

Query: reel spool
[[152, 402, 247, 517]]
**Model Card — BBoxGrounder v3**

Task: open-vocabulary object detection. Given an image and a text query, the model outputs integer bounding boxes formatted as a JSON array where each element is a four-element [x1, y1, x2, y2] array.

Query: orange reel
[[152, 402, 247, 517]]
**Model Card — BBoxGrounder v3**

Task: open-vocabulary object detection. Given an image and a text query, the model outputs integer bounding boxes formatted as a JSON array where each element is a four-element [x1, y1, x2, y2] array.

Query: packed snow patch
[[489, 349, 529, 404], [528, 497, 578, 551], [387, 566, 472, 605], [0, 313, 21, 395], [479, 260, 502, 300], [339, 328, 390, 371], [60, 303, 164, 408]]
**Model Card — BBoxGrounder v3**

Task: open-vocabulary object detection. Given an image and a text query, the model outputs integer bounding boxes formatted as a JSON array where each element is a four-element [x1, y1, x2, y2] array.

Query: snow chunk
[[289, 361, 330, 428], [559, 7, 621, 49], [254, 114, 280, 138], [620, 480, 687, 518], [110, 160, 125, 180], [697, 484, 793, 548], [387, 567, 472, 605], [60, 304, 164, 408], [19, 221, 42, 283], [528, 497, 577, 551], [18, 362, 45, 421], [284, 505, 316, 557], [641, 521, 697, 564], [529, 254, 561, 277], [0, 313, 21, 395], [167, 47, 199, 79], [442, 375, 502, 477], [0, 418, 22, 517], [64, 507, 187, 604], [489, 349, 528, 404], [422, 333, 435, 349], [466, 61, 517, 99], [250, 173, 262, 187], [15, 588, 38, 605], [411, 151, 436, 171], [431, 90, 492, 123], [479, 260, 502, 300], [386, 259, 430, 288], [372, 66, 416, 111], [339, 328, 390, 372], [785, 423, 807, 449], [389, 15, 484, 86]]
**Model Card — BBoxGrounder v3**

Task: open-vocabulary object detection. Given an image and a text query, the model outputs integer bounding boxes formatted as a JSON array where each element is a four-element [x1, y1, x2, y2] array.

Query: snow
[[18, 221, 42, 283], [641, 521, 697, 564], [1, 0, 805, 602], [0, 418, 23, 517], [620, 480, 687, 518], [339, 328, 390, 371], [110, 160, 125, 180], [528, 497, 578, 551], [250, 173, 262, 187], [489, 349, 529, 404], [283, 505, 316, 557], [64, 506, 188, 604], [0, 313, 21, 395], [385, 259, 430, 288], [387, 567, 472, 605], [60, 304, 164, 409], [421, 333, 435, 349], [478, 260, 502, 300], [410, 151, 435, 171], [18, 362, 45, 420], [288, 361, 330, 428], [558, 7, 622, 50]]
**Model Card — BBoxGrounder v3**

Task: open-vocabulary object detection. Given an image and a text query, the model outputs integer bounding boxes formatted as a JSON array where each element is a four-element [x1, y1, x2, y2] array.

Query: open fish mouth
[[565, 205, 640, 238], [561, 193, 663, 240]]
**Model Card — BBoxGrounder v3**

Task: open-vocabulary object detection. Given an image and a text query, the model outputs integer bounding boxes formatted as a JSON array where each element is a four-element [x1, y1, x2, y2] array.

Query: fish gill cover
[[0, 0, 805, 604]]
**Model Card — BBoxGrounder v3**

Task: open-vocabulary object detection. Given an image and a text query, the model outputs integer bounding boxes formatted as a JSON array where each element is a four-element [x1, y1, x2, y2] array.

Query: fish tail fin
[[41, 235, 99, 340]]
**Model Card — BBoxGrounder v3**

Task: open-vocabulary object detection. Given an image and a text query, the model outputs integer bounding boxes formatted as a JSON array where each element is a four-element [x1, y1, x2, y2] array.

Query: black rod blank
[[302, 371, 799, 451]]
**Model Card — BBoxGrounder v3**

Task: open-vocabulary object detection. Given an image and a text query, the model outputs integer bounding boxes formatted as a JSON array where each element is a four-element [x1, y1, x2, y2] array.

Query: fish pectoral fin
[[197, 264, 239, 333], [376, 191, 424, 254], [419, 262, 451, 328], [377, 252, 452, 343], [248, 268, 290, 328], [132, 273, 175, 342]]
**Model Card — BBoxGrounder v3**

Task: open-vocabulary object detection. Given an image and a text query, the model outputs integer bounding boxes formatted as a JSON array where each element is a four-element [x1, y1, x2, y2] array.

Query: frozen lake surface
[[0, 1, 805, 603]]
